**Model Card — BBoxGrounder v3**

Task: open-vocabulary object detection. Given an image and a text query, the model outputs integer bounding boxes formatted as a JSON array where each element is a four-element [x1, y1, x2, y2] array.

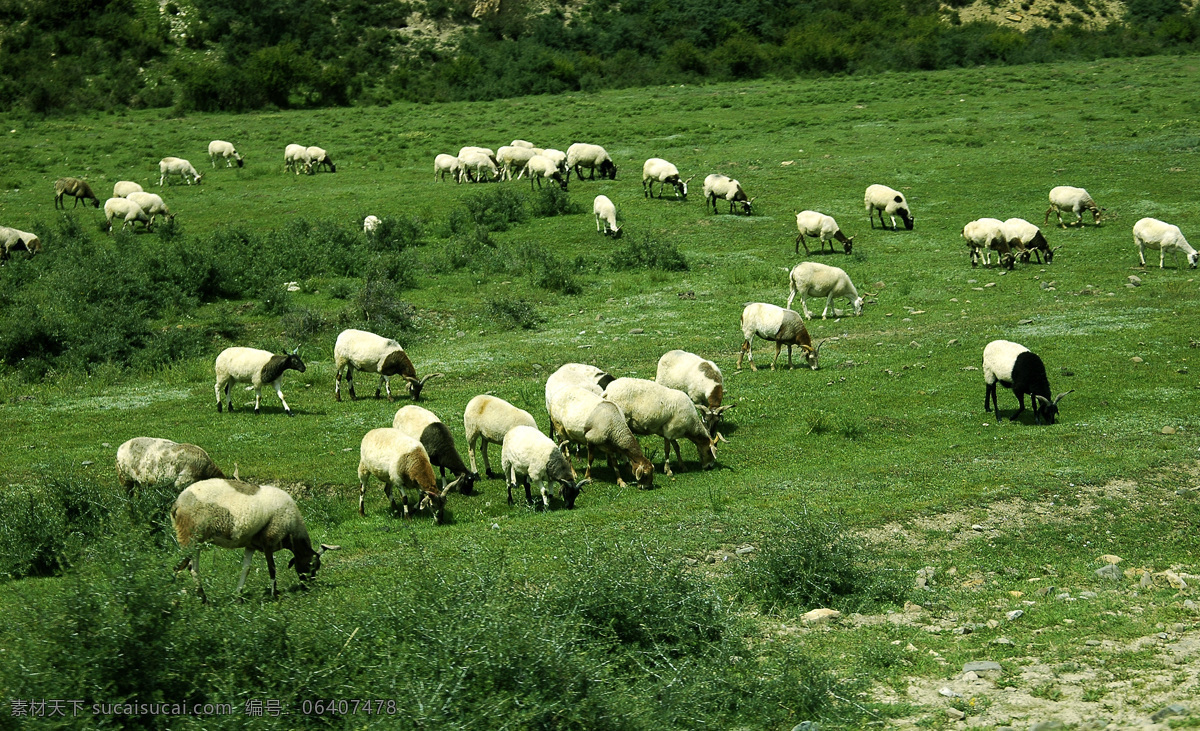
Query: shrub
[[0, 473, 115, 581], [608, 235, 688, 271], [366, 215, 424, 251], [355, 277, 418, 331], [533, 254, 583, 294], [459, 188, 528, 232], [529, 186, 582, 217], [484, 297, 545, 330]]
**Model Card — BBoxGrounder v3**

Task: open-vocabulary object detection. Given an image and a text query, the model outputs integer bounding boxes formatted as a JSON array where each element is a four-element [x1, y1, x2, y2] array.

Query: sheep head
[[418, 489, 447, 524], [739, 197, 755, 215], [558, 477, 590, 509], [404, 372, 442, 400], [1032, 390, 1074, 425], [852, 296, 864, 316]]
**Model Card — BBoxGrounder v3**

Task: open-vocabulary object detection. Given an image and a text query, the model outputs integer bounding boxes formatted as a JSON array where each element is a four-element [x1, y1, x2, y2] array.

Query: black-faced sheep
[[786, 261, 864, 319], [306, 146, 336, 173], [1045, 186, 1103, 227], [703, 174, 753, 215], [54, 177, 101, 209], [208, 140, 244, 168], [526, 154, 567, 190], [795, 211, 853, 255], [116, 437, 225, 493], [737, 303, 823, 371], [159, 157, 202, 186], [642, 158, 691, 199], [1003, 218, 1057, 264], [104, 197, 153, 232], [500, 425, 589, 509], [593, 195, 621, 237], [285, 144, 311, 175], [333, 328, 441, 402], [0, 226, 41, 258], [982, 339, 1072, 425], [358, 427, 452, 522], [565, 143, 617, 182], [864, 184, 913, 230], [393, 405, 479, 494], [215, 347, 306, 416], [127, 191, 174, 226], [962, 218, 1014, 269]]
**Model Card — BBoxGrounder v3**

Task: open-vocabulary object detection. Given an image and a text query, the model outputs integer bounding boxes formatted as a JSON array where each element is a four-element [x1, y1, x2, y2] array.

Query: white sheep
[[207, 140, 244, 168], [1002, 217, 1057, 264], [358, 427, 451, 521], [642, 158, 691, 199], [539, 148, 568, 176], [786, 261, 864, 319], [434, 154, 463, 183], [363, 215, 381, 233], [459, 151, 499, 183], [961, 217, 1013, 269], [794, 210, 854, 255], [593, 195, 621, 237], [54, 177, 101, 209], [116, 437, 225, 492], [864, 184, 913, 230], [392, 405, 477, 493], [463, 394, 538, 478], [655, 350, 732, 434], [545, 363, 614, 425], [1133, 217, 1199, 269], [497, 145, 537, 180], [511, 139, 535, 148], [214, 347, 306, 416], [104, 197, 153, 232], [526, 154, 567, 190], [0, 226, 41, 258], [565, 142, 617, 182], [333, 328, 440, 402], [457, 146, 498, 181], [500, 425, 588, 509], [306, 146, 335, 173], [703, 174, 753, 215], [113, 180, 143, 198], [126, 191, 174, 226], [737, 302, 822, 371], [284, 144, 311, 175], [1045, 186, 1103, 227], [158, 157, 202, 186], [171, 478, 338, 601], [547, 385, 654, 489], [602, 377, 719, 476]]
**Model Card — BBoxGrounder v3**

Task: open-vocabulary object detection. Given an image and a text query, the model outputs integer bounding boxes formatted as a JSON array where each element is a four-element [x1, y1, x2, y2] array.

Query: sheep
[[547, 386, 655, 489], [1003, 217, 1057, 264], [463, 394, 538, 478], [333, 328, 441, 402], [159, 157, 202, 186], [113, 180, 143, 198], [456, 146, 499, 182], [526, 154, 567, 190], [126, 191, 174, 226], [459, 151, 500, 183], [358, 428, 452, 522], [1045, 186, 1103, 227], [565, 142, 617, 182], [393, 405, 479, 494], [54, 177, 101, 209], [961, 218, 1014, 269], [363, 215, 381, 233], [0, 226, 41, 258], [702, 174, 753, 215], [497, 145, 537, 180], [602, 377, 719, 477], [214, 346, 306, 416], [171, 478, 339, 602], [539, 148, 568, 176], [208, 140, 244, 168], [434, 154, 463, 183], [593, 195, 621, 237], [306, 146, 336, 173], [511, 139, 535, 148], [865, 184, 914, 230], [285, 144, 311, 175], [116, 437, 225, 493], [103, 197, 153, 232], [655, 349, 733, 435], [500, 425, 589, 509], [794, 210, 853, 255], [642, 158, 691, 199], [545, 363, 614, 426], [983, 340, 1073, 425], [736, 302, 823, 371], [1133, 217, 1199, 269], [786, 261, 864, 319]]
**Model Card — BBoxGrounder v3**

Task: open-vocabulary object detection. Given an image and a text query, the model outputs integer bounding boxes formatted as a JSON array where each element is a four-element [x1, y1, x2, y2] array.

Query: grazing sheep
[[434, 154, 463, 183], [1003, 217, 1057, 264], [565, 143, 617, 182], [0, 226, 41, 258], [393, 405, 479, 494], [703, 174, 753, 215], [363, 215, 380, 234], [786, 261, 864, 319], [1133, 217, 1198, 269], [655, 349, 733, 435], [983, 340, 1072, 425], [737, 303, 822, 371], [463, 394, 538, 478], [547, 386, 654, 489], [208, 140, 244, 168], [214, 347, 306, 416], [103, 197, 153, 232], [545, 363, 614, 426], [539, 148, 568, 176], [456, 146, 499, 181], [602, 377, 719, 476], [526, 154, 567, 190], [593, 195, 621, 237], [333, 328, 441, 402], [642, 158, 691, 199], [284, 144, 311, 175], [1045, 186, 1103, 227], [500, 425, 589, 509], [511, 139, 535, 148], [172, 478, 339, 602], [116, 437, 225, 492], [113, 180, 143, 198], [459, 151, 500, 183], [358, 428, 453, 522], [126, 191, 174, 226], [497, 145, 537, 180], [962, 217, 1013, 269], [864, 184, 913, 230], [795, 210, 854, 255], [305, 146, 336, 173], [159, 157, 202, 186], [54, 177, 101, 209]]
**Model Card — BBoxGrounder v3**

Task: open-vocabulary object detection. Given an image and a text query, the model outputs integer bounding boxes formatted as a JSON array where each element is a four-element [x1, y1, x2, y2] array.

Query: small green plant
[[484, 297, 545, 330], [355, 277, 417, 331], [529, 186, 581, 217], [806, 410, 833, 435], [840, 418, 865, 440], [366, 215, 424, 251], [1030, 682, 1064, 701], [533, 254, 583, 294], [608, 235, 688, 271]]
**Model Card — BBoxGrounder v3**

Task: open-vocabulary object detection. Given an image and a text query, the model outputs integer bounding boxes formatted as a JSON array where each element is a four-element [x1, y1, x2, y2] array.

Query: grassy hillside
[[1, 55, 1199, 728]]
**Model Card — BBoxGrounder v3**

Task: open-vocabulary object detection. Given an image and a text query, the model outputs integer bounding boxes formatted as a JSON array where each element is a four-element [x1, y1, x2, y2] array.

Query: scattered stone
[[1128, 275, 1142, 286], [904, 601, 925, 613], [963, 660, 1002, 673], [628, 328, 644, 334], [491, 523, 500, 530], [1085, 640, 1101, 646], [1040, 281, 1050, 289], [735, 545, 755, 555], [939, 687, 961, 698], [946, 708, 966, 721], [962, 670, 980, 681], [910, 340, 920, 348], [595, 314, 603, 321], [985, 282, 996, 288], [1131, 356, 1144, 363], [991, 636, 1014, 646], [947, 339, 959, 346], [1162, 570, 1188, 589], [986, 619, 1000, 629], [801, 608, 841, 624], [790, 723, 819, 731], [1006, 609, 1024, 621], [101, 442, 111, 448], [1185, 599, 1197, 609], [1031, 722, 1065, 731], [1095, 564, 1122, 581], [1057, 593, 1072, 600], [705, 555, 716, 564], [1079, 591, 1098, 599], [1151, 704, 1189, 722], [1018, 318, 1034, 325], [80, 461, 94, 467], [1036, 585, 1055, 597], [972, 524, 984, 531], [1162, 426, 1177, 434], [1141, 573, 1154, 589]]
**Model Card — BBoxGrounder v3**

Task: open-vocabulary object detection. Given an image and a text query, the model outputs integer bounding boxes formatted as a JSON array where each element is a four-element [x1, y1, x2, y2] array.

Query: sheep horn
[[696, 404, 712, 416], [715, 404, 735, 414], [815, 339, 827, 355], [715, 431, 729, 443], [1052, 246, 1063, 252], [318, 544, 341, 555], [573, 478, 591, 490], [419, 373, 443, 385], [1032, 394, 1051, 407], [233, 463, 240, 481], [404, 376, 420, 385], [1053, 389, 1074, 405]]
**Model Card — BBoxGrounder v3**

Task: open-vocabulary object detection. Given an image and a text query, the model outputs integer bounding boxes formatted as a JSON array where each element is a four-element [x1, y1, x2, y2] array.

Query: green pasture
[[1, 54, 1198, 728]]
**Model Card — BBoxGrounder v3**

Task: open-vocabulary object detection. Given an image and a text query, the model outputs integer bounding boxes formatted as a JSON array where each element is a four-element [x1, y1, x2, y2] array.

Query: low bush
[[484, 297, 545, 330], [530, 186, 582, 217], [0, 472, 115, 581], [608, 235, 688, 272]]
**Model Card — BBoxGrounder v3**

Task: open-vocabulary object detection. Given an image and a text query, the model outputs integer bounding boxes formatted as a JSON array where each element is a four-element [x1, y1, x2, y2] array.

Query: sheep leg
[[176, 551, 208, 603], [346, 367, 357, 399], [984, 382, 996, 415], [585, 444, 596, 480], [608, 454, 629, 488], [334, 364, 344, 401], [482, 439, 500, 479], [736, 339, 755, 371], [235, 548, 255, 599], [216, 379, 225, 412], [1010, 392, 1026, 422], [524, 477, 535, 506], [801, 294, 814, 321], [376, 374, 391, 400], [661, 436, 673, 476], [273, 382, 293, 417], [358, 469, 370, 515], [770, 342, 782, 371], [1160, 248, 1166, 269], [265, 551, 277, 598], [254, 388, 262, 415], [796, 234, 809, 255], [786, 344, 794, 369]]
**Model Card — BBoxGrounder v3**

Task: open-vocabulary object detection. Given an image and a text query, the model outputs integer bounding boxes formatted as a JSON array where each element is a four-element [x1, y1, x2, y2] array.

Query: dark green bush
[[484, 297, 545, 330], [529, 186, 582, 217], [533, 254, 584, 294], [355, 277, 418, 332], [608, 235, 688, 272], [365, 215, 424, 251], [459, 188, 529, 232], [0, 473, 115, 581]]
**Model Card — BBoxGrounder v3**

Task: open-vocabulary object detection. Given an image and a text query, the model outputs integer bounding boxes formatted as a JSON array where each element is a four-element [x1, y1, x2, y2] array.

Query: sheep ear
[[1053, 389, 1074, 405], [318, 544, 341, 555]]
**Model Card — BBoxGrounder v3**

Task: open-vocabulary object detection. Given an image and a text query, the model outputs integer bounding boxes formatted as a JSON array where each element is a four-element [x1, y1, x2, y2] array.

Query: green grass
[[2, 54, 1200, 728]]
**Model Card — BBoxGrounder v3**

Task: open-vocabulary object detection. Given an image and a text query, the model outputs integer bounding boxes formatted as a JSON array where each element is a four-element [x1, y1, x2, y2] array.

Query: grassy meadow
[[1, 54, 1199, 728]]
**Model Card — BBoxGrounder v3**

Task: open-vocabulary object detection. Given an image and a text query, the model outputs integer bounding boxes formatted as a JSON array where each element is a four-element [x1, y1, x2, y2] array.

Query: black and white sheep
[[655, 349, 732, 434], [593, 195, 621, 237], [459, 151, 500, 183], [864, 184, 913, 230], [795, 210, 853, 255], [463, 394, 538, 478], [982, 340, 1072, 425], [54, 177, 101, 209], [500, 425, 589, 509], [1002, 218, 1057, 264], [497, 145, 537, 180], [214, 346, 306, 416], [737, 302, 823, 371], [208, 140, 244, 168], [285, 144, 311, 175], [306, 146, 336, 173], [0, 226, 41, 258], [1045, 186, 1103, 227], [171, 478, 339, 602], [1133, 217, 1198, 269], [602, 377, 719, 476], [962, 217, 1014, 269], [703, 174, 753, 215], [116, 436, 225, 493], [526, 154, 567, 190], [786, 261, 864, 319], [565, 143, 617, 182], [642, 158, 691, 199], [434, 154, 463, 183], [358, 427, 453, 521], [333, 328, 441, 402], [547, 385, 654, 489], [159, 157, 202, 186], [393, 404, 479, 494]]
